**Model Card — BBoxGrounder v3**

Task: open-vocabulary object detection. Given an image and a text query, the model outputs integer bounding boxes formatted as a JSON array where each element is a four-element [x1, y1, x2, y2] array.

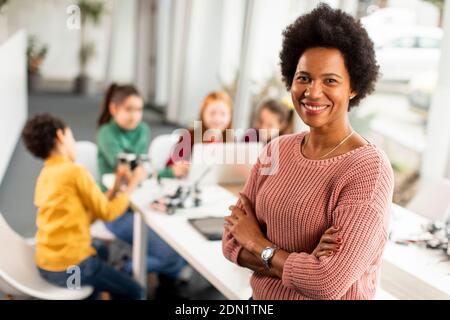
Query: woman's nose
[[307, 81, 323, 98]]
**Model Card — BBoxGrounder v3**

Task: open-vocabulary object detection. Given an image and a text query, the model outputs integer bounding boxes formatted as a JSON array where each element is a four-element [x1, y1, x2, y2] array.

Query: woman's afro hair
[[279, 3, 379, 109]]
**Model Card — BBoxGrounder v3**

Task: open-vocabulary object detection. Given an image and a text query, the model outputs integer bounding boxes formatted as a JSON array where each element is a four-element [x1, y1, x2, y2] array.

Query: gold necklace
[[302, 131, 355, 160]]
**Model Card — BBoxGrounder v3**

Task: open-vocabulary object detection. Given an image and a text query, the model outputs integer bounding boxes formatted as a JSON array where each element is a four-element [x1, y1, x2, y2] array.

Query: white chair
[[75, 141, 99, 182], [148, 134, 180, 172], [75, 141, 116, 242], [0, 213, 93, 300], [406, 179, 450, 222]]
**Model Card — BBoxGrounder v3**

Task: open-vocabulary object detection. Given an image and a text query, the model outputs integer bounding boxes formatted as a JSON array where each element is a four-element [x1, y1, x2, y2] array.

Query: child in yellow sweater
[[22, 113, 145, 299]]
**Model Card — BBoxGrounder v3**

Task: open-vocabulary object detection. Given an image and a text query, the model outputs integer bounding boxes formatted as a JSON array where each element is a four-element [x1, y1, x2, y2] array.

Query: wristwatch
[[261, 246, 278, 269]]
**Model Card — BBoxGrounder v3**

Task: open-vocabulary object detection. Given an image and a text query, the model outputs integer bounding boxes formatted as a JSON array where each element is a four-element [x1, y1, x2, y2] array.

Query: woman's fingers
[[320, 233, 342, 244], [315, 250, 333, 258], [313, 227, 343, 258], [228, 205, 245, 218], [314, 243, 341, 258], [224, 215, 238, 225], [319, 243, 341, 252], [239, 193, 255, 216], [324, 226, 340, 234]]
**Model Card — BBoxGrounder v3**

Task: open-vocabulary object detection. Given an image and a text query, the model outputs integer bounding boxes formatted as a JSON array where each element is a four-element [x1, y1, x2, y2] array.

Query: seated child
[[159, 91, 233, 179], [242, 99, 294, 144], [22, 113, 146, 300], [97, 84, 187, 298]]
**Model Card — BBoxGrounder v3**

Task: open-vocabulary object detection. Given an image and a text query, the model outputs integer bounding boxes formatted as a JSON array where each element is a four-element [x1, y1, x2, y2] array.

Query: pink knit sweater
[[222, 131, 394, 300]]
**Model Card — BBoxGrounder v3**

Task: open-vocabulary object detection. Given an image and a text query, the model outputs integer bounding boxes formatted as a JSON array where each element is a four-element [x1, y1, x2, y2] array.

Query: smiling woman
[[222, 4, 395, 300]]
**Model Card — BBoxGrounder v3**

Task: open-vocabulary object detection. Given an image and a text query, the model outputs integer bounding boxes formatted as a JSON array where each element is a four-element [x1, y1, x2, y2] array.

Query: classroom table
[[382, 204, 450, 299], [104, 175, 252, 299], [103, 175, 450, 299]]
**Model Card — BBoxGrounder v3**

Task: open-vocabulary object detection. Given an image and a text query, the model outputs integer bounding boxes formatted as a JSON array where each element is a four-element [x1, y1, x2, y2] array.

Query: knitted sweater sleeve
[[222, 157, 261, 264], [281, 152, 394, 299], [221, 138, 278, 264]]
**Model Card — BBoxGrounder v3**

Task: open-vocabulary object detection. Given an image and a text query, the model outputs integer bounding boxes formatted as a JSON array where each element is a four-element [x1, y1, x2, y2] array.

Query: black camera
[[117, 153, 149, 171]]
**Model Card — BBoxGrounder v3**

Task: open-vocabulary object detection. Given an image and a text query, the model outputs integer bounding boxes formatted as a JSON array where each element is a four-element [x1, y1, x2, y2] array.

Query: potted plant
[[27, 35, 48, 92], [0, 0, 9, 43], [74, 0, 105, 95]]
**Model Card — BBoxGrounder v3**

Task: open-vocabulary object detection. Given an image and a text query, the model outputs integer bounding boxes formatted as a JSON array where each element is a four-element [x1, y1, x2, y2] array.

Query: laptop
[[187, 142, 263, 186]]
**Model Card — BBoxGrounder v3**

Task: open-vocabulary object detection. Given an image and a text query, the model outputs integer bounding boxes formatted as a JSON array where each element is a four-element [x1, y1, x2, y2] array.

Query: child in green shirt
[[97, 84, 150, 191], [23, 113, 145, 300], [97, 84, 187, 298]]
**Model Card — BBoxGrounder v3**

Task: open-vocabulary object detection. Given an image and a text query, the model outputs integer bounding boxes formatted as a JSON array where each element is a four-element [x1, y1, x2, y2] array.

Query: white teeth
[[303, 104, 328, 111]]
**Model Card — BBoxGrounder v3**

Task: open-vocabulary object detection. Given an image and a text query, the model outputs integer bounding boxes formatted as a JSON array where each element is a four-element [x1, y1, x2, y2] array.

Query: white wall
[[0, 30, 28, 186], [7, 0, 136, 83]]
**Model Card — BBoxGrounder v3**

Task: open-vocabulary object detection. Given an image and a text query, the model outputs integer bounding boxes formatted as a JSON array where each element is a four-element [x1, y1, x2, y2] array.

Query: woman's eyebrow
[[295, 71, 343, 79], [322, 73, 343, 79], [295, 70, 309, 76]]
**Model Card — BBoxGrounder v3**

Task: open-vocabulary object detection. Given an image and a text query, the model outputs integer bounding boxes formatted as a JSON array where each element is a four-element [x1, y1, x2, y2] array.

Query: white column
[[166, 0, 193, 124], [154, 0, 173, 106], [134, 0, 155, 99], [0, 30, 27, 185], [104, 0, 117, 85], [233, 0, 256, 130], [0, 4, 9, 43], [421, 0, 450, 182]]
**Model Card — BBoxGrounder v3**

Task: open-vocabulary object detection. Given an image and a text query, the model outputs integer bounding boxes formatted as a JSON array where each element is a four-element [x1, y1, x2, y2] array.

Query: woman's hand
[[224, 193, 266, 252], [311, 226, 342, 259], [172, 161, 190, 178]]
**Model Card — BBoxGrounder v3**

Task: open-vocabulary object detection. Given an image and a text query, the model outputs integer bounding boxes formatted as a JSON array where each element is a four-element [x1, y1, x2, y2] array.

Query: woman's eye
[[297, 76, 309, 83], [325, 79, 337, 84]]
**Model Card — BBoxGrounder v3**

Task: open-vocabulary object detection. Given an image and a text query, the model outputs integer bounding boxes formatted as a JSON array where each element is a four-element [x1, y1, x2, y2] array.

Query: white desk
[[381, 204, 450, 299], [104, 175, 252, 300], [103, 175, 450, 300]]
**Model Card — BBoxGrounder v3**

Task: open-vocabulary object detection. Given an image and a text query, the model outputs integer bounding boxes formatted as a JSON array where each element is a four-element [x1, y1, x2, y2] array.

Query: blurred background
[[0, 0, 449, 261]]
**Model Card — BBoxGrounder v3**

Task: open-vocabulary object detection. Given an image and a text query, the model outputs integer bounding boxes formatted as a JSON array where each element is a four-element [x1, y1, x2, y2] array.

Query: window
[[389, 37, 416, 48], [417, 37, 441, 49]]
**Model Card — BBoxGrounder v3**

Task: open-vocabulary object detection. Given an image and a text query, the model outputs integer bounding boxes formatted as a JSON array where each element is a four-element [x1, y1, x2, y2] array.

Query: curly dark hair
[[22, 113, 67, 159], [279, 3, 379, 109]]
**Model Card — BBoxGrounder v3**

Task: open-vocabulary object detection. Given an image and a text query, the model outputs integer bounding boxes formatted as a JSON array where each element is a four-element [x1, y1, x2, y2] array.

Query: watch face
[[262, 248, 272, 260]]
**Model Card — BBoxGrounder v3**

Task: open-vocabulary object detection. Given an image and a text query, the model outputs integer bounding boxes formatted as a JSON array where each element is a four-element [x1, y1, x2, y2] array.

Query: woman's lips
[[301, 103, 330, 115]]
